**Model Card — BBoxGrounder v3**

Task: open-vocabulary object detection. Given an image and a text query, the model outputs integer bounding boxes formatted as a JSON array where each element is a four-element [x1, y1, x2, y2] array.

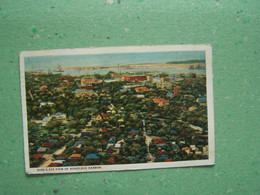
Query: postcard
[[20, 45, 214, 174]]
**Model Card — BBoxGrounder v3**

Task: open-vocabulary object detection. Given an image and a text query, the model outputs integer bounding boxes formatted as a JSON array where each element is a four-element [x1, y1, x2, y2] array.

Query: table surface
[[0, 0, 259, 194]]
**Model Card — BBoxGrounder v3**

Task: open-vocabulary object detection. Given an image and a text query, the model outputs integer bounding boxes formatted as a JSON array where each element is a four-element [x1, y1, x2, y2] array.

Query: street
[[39, 145, 66, 167]]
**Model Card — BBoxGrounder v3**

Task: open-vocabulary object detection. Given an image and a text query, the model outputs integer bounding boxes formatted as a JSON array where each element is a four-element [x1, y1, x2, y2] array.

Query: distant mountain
[[166, 59, 205, 64]]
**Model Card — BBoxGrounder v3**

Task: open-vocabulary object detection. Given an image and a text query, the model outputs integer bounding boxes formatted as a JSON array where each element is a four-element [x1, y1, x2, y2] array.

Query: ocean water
[[33, 68, 206, 76]]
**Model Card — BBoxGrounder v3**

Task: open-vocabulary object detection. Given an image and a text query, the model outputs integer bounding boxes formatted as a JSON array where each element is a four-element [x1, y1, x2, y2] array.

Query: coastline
[[61, 63, 205, 72]]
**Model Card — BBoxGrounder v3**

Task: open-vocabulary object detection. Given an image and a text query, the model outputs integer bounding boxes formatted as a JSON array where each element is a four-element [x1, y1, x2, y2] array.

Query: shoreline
[[61, 63, 205, 72]]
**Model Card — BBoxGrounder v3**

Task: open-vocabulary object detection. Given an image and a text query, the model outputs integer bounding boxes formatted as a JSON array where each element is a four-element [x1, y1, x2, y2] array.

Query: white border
[[20, 45, 215, 174]]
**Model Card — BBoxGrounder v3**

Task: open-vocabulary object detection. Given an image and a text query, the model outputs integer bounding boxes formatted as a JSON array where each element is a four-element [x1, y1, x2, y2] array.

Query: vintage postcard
[[20, 45, 214, 174]]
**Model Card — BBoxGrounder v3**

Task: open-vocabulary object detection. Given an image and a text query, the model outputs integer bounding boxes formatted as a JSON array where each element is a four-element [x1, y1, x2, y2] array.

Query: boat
[[53, 65, 64, 72]]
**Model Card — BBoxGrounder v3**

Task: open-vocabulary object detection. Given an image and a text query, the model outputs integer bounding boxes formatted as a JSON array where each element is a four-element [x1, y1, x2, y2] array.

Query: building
[[146, 76, 153, 82], [108, 156, 115, 164], [60, 80, 75, 88], [48, 139, 58, 143], [136, 94, 145, 98], [160, 77, 171, 83], [182, 147, 191, 154], [159, 74, 169, 78], [167, 91, 174, 98], [190, 145, 197, 151], [196, 97, 207, 106], [123, 84, 140, 89], [156, 82, 172, 89], [114, 143, 121, 149], [108, 137, 117, 144], [51, 112, 66, 120], [196, 97, 207, 103], [81, 78, 102, 86], [37, 147, 47, 153], [41, 142, 54, 147], [135, 87, 149, 93], [31, 154, 44, 160], [95, 113, 109, 121], [118, 119, 124, 123], [56, 153, 67, 160], [175, 78, 184, 82], [109, 72, 123, 79], [101, 99, 110, 106], [48, 163, 62, 167], [42, 116, 52, 126], [153, 98, 169, 106], [40, 86, 47, 90], [85, 153, 101, 164], [189, 106, 198, 112], [174, 86, 179, 96], [153, 138, 166, 145], [157, 155, 169, 161], [70, 154, 83, 163], [124, 76, 147, 82], [129, 130, 139, 136], [39, 102, 54, 107], [157, 150, 169, 155], [78, 85, 93, 90], [73, 89, 94, 97]]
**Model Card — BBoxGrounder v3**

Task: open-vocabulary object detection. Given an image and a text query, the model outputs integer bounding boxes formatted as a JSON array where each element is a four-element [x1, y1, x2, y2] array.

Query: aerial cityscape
[[24, 51, 209, 168]]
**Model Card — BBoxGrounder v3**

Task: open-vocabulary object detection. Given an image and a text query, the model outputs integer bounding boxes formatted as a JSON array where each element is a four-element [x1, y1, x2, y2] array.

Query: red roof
[[153, 138, 165, 144], [56, 75, 72, 80], [135, 87, 149, 92], [124, 76, 147, 81], [82, 78, 95, 83], [101, 113, 109, 118], [71, 154, 82, 158], [41, 86, 47, 90], [49, 137, 59, 140], [180, 132, 188, 136], [157, 151, 169, 155], [48, 163, 62, 167], [153, 98, 169, 104], [42, 142, 54, 147], [165, 158, 175, 162], [108, 157, 115, 164], [130, 133, 139, 136], [182, 147, 190, 151], [78, 85, 93, 89], [102, 129, 108, 133], [32, 154, 44, 159], [57, 153, 67, 158]]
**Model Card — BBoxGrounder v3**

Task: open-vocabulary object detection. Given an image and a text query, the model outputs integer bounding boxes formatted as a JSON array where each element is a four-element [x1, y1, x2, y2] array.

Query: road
[[142, 119, 156, 163], [39, 146, 66, 167], [42, 117, 94, 167]]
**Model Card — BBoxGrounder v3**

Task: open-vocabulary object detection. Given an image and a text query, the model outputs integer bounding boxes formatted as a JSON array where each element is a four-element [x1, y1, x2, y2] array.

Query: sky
[[25, 51, 205, 71]]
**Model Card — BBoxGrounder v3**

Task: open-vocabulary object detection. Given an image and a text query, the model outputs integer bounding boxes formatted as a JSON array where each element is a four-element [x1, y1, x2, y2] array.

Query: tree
[[104, 73, 112, 79], [94, 74, 103, 79], [28, 121, 40, 133], [46, 120, 62, 131]]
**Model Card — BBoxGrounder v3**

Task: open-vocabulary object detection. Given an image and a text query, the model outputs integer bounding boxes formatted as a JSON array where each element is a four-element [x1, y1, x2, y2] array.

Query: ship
[[53, 65, 64, 72]]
